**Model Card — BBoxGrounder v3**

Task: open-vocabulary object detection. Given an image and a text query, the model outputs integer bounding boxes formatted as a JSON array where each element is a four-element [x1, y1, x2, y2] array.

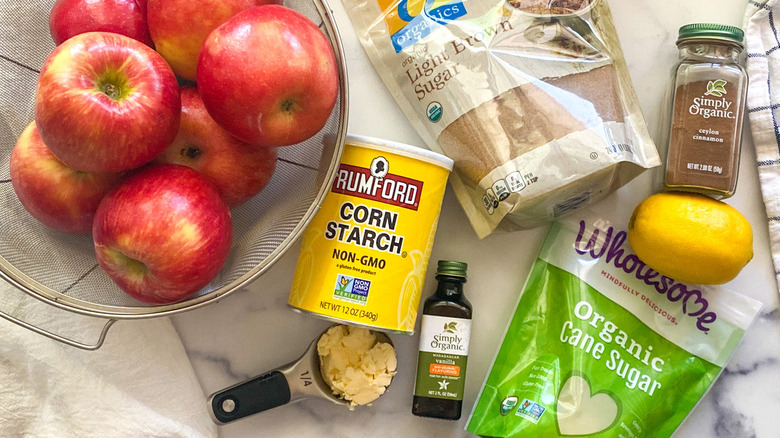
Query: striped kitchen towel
[[745, 0, 780, 293]]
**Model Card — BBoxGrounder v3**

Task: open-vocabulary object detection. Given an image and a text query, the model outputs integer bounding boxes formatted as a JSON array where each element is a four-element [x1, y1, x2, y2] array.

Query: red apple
[[154, 86, 277, 207], [10, 122, 124, 234], [197, 5, 338, 147], [93, 164, 232, 304], [49, 0, 153, 47], [35, 32, 180, 173], [147, 0, 280, 81]]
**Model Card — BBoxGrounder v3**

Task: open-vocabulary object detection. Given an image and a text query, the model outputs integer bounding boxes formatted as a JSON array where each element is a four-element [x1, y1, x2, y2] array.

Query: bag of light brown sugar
[[343, 0, 661, 238]]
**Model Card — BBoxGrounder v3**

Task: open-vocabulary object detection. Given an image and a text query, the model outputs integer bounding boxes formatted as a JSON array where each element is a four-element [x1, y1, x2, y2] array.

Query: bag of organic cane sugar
[[342, 0, 661, 238], [466, 214, 761, 437]]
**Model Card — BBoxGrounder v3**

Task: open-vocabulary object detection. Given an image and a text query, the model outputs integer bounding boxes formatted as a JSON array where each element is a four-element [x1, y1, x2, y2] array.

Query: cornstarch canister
[[288, 134, 453, 334]]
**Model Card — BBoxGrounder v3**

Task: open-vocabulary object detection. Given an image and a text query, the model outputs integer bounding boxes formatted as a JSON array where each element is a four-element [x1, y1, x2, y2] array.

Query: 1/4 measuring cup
[[208, 326, 393, 424]]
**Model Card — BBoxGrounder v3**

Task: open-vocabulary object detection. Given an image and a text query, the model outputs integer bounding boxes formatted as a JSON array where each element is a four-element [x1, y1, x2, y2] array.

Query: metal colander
[[0, 0, 347, 348]]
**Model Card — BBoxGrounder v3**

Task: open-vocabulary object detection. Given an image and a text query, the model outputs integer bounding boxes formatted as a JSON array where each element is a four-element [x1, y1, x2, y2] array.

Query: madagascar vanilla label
[[414, 315, 471, 400], [288, 140, 451, 333]]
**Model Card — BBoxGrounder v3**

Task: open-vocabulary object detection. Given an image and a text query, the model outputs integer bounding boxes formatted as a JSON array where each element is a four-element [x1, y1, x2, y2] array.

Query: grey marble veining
[[172, 0, 780, 437]]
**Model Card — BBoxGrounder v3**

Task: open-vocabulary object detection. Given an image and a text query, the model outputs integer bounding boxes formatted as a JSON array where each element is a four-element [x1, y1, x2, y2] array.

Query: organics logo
[[380, 0, 467, 52], [704, 79, 727, 97]]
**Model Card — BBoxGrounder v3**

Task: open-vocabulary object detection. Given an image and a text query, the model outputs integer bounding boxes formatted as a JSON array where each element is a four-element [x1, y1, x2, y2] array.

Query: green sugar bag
[[466, 214, 761, 437]]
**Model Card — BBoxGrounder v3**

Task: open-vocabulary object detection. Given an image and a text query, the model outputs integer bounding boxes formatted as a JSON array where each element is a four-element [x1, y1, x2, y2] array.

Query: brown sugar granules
[[438, 65, 622, 185]]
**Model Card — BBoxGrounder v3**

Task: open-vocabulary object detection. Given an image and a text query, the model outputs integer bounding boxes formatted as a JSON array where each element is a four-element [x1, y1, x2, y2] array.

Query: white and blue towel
[[0, 278, 217, 437], [745, 0, 780, 293]]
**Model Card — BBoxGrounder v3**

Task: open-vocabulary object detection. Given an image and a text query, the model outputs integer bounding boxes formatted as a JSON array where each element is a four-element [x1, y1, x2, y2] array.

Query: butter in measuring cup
[[317, 324, 397, 409], [208, 324, 397, 424]]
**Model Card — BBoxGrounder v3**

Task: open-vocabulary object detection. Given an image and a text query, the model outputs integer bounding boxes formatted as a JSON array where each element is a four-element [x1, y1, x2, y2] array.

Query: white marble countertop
[[171, 0, 780, 437]]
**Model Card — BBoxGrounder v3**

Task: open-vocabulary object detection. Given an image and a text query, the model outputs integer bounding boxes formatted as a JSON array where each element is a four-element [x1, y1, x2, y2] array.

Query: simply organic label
[[688, 80, 736, 120], [414, 314, 471, 400], [288, 140, 451, 333]]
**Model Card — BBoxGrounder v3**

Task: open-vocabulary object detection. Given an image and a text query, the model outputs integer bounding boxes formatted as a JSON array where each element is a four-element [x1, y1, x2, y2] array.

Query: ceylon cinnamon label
[[666, 78, 744, 196], [288, 135, 452, 334]]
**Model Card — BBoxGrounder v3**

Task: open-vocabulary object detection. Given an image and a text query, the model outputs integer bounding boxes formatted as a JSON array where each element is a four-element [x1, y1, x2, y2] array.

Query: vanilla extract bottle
[[412, 260, 472, 420]]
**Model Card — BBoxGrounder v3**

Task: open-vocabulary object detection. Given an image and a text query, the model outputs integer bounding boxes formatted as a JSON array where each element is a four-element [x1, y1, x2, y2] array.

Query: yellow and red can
[[288, 134, 453, 334]]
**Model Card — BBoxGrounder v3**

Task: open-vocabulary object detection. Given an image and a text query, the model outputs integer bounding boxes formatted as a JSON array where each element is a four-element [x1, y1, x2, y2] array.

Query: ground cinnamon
[[664, 24, 748, 198]]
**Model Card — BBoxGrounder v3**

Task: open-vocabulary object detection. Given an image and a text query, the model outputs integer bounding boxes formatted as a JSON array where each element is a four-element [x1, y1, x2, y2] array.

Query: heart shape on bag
[[557, 375, 619, 435]]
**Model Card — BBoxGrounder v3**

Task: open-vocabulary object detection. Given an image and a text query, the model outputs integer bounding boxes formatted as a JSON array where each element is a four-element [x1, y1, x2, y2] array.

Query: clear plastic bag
[[343, 0, 660, 238]]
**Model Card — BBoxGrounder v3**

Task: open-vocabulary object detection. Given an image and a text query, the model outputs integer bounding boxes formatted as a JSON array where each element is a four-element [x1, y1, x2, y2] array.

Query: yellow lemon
[[628, 191, 753, 285]]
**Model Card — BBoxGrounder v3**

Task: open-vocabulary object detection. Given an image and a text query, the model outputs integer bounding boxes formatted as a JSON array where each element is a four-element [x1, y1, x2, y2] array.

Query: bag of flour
[[343, 0, 660, 238], [465, 214, 761, 437]]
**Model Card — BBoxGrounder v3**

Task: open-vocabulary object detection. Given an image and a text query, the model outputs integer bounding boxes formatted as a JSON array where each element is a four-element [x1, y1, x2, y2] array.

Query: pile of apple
[[10, 0, 339, 304]]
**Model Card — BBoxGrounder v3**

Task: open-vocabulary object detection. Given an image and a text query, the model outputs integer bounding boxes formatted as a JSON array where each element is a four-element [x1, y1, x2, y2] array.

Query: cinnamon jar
[[664, 23, 748, 199]]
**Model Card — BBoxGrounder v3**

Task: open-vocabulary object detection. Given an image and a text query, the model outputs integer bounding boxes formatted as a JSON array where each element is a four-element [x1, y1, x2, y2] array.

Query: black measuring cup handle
[[209, 371, 292, 424]]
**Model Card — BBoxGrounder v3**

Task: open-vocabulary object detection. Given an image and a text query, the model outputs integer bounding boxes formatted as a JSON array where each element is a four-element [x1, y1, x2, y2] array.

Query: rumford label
[[332, 163, 423, 210], [414, 315, 471, 400], [288, 138, 451, 333]]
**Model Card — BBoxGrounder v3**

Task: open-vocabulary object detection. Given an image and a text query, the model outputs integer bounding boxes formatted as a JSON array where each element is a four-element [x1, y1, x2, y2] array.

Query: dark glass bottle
[[412, 260, 472, 420]]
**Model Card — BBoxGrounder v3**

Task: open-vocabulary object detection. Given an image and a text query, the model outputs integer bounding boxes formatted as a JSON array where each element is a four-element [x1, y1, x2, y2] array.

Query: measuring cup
[[208, 326, 394, 424]]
